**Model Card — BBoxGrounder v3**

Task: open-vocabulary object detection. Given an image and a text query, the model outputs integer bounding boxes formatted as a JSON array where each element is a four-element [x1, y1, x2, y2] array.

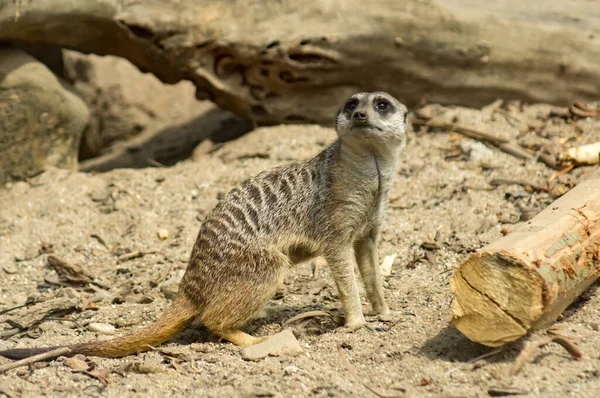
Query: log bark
[[451, 167, 600, 347], [1, 1, 599, 125]]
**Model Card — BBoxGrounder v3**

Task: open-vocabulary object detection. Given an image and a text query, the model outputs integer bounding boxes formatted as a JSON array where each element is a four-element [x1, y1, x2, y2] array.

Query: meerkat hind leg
[[220, 330, 267, 347]]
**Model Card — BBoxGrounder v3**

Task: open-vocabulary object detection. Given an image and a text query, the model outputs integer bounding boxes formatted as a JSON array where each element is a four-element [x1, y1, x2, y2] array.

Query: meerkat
[[0, 92, 408, 361]]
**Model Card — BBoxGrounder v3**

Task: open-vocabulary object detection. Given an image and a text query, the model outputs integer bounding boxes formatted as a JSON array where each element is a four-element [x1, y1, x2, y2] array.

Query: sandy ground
[[1, 101, 599, 397]]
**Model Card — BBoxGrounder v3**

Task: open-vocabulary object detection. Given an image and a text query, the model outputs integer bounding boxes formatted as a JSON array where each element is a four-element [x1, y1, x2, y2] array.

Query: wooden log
[[450, 167, 600, 347], [1, 1, 599, 125], [560, 141, 600, 166]]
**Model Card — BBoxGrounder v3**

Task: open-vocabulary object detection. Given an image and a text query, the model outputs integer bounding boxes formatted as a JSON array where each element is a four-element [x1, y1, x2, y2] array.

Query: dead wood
[[412, 118, 534, 160], [0, 347, 71, 374], [451, 167, 600, 347], [1, 1, 599, 125]]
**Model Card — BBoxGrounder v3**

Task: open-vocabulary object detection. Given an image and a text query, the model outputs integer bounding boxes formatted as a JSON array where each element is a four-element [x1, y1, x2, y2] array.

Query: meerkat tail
[[0, 295, 197, 361]]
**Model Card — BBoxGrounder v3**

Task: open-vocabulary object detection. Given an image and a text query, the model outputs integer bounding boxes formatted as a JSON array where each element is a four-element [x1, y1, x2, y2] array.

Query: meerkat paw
[[338, 318, 367, 333], [376, 310, 398, 322]]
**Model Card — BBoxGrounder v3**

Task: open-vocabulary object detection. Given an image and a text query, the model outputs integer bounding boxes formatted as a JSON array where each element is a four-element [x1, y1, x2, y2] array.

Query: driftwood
[[451, 167, 600, 347], [0, 347, 71, 374], [412, 117, 534, 160], [1, 1, 599, 125], [560, 142, 600, 166]]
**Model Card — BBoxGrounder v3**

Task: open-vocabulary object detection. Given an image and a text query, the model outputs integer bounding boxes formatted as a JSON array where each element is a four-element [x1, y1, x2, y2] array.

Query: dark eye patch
[[345, 99, 358, 112], [373, 97, 394, 113]]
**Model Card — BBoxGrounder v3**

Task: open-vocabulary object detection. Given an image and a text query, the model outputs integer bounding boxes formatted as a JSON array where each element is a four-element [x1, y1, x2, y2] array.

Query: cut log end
[[451, 253, 543, 347], [451, 167, 600, 347]]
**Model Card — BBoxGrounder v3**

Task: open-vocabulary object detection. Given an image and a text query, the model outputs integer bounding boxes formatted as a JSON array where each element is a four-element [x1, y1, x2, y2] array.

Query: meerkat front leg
[[325, 248, 367, 331], [354, 231, 391, 318]]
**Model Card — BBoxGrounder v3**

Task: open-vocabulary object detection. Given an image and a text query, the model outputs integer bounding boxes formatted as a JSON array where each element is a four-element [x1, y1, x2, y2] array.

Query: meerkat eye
[[403, 112, 408, 124], [345, 101, 357, 112], [375, 100, 389, 111]]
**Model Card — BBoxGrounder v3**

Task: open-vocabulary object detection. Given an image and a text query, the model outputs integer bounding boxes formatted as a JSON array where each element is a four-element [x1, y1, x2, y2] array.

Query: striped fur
[[0, 92, 408, 361]]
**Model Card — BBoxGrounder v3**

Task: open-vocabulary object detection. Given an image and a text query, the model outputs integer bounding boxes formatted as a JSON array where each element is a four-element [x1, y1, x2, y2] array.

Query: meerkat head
[[335, 92, 408, 147]]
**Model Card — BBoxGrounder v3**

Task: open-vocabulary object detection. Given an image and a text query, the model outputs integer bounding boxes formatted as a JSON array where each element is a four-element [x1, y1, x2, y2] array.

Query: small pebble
[[2, 264, 18, 274], [283, 365, 299, 375], [160, 281, 179, 300], [157, 228, 169, 240], [88, 322, 116, 335], [132, 357, 164, 374], [380, 254, 397, 277], [63, 357, 89, 371]]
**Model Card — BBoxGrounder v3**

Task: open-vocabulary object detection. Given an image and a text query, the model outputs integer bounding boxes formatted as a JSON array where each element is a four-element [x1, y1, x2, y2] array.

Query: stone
[[88, 322, 116, 335], [241, 329, 303, 361], [0, 46, 89, 184]]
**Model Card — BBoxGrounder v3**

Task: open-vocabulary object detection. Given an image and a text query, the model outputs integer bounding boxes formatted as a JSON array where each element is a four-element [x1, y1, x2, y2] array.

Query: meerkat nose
[[353, 111, 367, 121]]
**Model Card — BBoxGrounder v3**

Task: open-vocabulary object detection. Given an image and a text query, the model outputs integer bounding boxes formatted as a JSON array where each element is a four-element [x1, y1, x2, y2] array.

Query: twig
[[0, 328, 20, 339], [0, 347, 71, 374], [120, 224, 134, 238], [494, 108, 521, 127], [549, 164, 575, 183], [117, 249, 158, 263], [412, 118, 533, 160], [0, 302, 30, 316], [337, 345, 405, 398], [488, 386, 529, 396], [282, 310, 334, 328], [446, 347, 504, 375], [489, 178, 549, 193], [413, 118, 508, 144], [90, 234, 109, 249], [147, 158, 165, 168], [425, 250, 437, 268], [47, 255, 109, 289], [569, 102, 600, 118], [510, 335, 582, 376]]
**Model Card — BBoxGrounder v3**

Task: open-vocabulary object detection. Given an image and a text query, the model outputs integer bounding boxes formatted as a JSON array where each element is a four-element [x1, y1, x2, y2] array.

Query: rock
[[129, 357, 164, 374], [380, 254, 397, 277], [88, 322, 116, 335], [63, 356, 89, 371], [241, 329, 303, 361], [159, 282, 179, 300], [62, 51, 212, 160], [159, 269, 185, 300], [0, 46, 89, 185], [60, 51, 252, 169], [283, 365, 299, 375], [460, 141, 495, 163], [157, 228, 169, 240]]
